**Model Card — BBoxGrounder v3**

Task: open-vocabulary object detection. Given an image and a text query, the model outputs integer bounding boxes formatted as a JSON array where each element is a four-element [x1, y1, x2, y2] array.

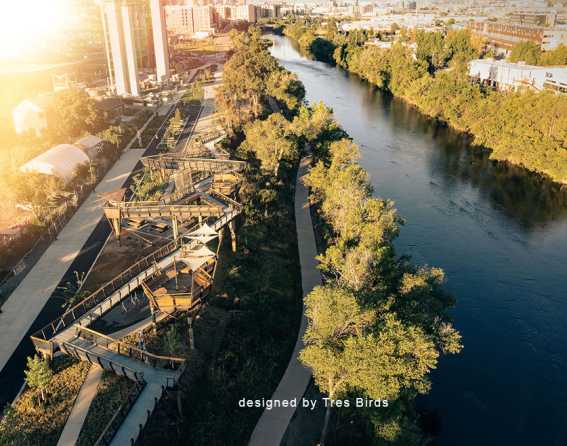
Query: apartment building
[[468, 20, 567, 53]]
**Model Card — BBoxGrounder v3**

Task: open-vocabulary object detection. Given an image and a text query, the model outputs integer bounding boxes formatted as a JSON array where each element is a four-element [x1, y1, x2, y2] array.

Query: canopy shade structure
[[180, 244, 216, 271], [20, 144, 90, 183], [185, 223, 218, 244]]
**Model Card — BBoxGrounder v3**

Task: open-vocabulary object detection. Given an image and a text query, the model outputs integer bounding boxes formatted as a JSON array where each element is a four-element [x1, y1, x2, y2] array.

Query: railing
[[141, 155, 246, 173], [62, 341, 145, 383], [111, 203, 224, 219], [208, 190, 243, 211], [31, 237, 182, 345], [74, 326, 186, 370]]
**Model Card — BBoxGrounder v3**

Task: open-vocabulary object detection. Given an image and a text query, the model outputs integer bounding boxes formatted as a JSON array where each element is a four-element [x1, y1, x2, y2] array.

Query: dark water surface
[[269, 35, 567, 446]]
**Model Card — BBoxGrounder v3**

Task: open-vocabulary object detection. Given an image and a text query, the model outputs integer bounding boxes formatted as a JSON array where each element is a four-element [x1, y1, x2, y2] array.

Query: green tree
[[509, 41, 541, 64], [300, 285, 375, 443], [24, 355, 53, 403], [540, 44, 567, 65], [241, 112, 298, 177], [12, 173, 63, 224], [266, 69, 305, 114], [47, 89, 104, 143]]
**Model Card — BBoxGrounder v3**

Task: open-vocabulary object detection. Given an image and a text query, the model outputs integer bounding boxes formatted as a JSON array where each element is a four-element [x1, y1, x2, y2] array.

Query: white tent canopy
[[20, 144, 90, 183], [180, 245, 216, 271], [185, 223, 218, 244]]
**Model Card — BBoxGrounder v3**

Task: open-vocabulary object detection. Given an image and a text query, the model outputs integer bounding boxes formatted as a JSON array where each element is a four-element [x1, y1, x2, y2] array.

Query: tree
[[24, 355, 53, 403], [266, 69, 305, 114], [216, 27, 280, 130], [540, 44, 567, 65], [241, 112, 298, 177], [300, 285, 375, 443], [12, 173, 63, 224], [415, 30, 447, 72], [46, 89, 104, 143], [509, 41, 541, 64]]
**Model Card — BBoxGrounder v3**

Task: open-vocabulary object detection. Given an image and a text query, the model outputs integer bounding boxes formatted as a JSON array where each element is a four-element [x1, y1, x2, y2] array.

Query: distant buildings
[[468, 20, 567, 54], [341, 14, 439, 32], [469, 59, 567, 94], [164, 2, 281, 38]]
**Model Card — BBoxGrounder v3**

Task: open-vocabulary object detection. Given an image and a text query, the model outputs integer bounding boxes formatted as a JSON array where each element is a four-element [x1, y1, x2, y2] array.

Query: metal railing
[[62, 341, 145, 383], [74, 326, 186, 370], [31, 237, 182, 345]]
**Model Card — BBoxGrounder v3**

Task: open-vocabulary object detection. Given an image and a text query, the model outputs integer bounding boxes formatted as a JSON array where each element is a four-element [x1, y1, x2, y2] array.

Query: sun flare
[[0, 0, 68, 60]]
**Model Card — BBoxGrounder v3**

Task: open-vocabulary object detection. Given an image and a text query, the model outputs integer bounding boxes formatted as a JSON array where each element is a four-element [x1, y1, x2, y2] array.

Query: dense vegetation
[[299, 110, 462, 444], [0, 356, 90, 446], [509, 41, 567, 66], [283, 19, 567, 184], [76, 372, 138, 446]]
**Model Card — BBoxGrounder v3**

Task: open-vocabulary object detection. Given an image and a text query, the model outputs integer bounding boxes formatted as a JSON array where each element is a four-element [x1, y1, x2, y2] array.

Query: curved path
[[248, 153, 320, 446]]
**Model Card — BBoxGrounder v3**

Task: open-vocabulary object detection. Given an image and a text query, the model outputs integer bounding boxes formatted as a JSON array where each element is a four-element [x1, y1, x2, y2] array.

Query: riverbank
[[268, 34, 567, 446], [280, 22, 567, 185]]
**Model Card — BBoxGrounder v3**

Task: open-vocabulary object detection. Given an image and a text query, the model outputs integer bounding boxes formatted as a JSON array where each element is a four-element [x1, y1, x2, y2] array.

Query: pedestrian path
[[248, 153, 321, 446], [0, 149, 146, 373], [57, 365, 103, 446]]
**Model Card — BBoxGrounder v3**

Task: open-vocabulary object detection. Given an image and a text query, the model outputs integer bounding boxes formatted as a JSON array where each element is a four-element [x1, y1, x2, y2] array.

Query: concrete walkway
[[57, 365, 104, 446], [0, 148, 147, 373], [248, 154, 321, 446]]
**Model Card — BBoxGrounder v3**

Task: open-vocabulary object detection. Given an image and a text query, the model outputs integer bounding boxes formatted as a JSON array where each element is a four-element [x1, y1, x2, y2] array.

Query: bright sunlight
[[0, 0, 68, 60]]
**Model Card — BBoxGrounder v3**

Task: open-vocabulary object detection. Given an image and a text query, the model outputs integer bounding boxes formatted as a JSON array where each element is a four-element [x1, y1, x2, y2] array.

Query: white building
[[469, 59, 567, 94], [20, 144, 91, 183], [233, 5, 257, 23], [12, 99, 49, 136]]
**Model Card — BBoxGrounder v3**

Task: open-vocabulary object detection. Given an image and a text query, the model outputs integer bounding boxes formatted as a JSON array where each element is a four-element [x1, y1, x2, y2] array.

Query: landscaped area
[[0, 356, 90, 446]]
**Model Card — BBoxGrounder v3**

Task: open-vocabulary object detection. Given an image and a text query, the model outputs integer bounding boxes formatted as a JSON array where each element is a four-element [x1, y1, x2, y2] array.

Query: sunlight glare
[[0, 0, 68, 60]]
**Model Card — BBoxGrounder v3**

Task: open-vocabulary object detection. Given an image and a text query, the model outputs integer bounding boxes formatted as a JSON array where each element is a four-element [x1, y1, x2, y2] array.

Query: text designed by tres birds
[[239, 397, 388, 411]]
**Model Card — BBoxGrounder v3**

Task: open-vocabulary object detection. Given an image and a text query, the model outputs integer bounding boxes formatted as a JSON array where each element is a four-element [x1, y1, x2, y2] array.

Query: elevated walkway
[[142, 155, 245, 176]]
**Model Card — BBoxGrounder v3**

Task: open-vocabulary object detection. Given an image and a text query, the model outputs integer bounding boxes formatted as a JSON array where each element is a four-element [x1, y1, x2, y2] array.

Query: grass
[[76, 372, 138, 446], [0, 356, 90, 446]]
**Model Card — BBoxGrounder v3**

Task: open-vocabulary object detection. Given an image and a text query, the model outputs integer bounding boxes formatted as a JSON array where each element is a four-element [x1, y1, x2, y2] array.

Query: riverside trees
[[216, 27, 304, 131], [218, 27, 461, 444], [282, 19, 567, 184], [298, 110, 462, 444]]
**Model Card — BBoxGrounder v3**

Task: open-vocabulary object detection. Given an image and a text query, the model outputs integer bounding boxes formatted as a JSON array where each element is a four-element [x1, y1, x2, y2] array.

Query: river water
[[269, 35, 567, 445]]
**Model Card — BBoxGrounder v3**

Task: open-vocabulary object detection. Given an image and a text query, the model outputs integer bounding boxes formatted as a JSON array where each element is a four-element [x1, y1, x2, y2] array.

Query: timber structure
[[30, 123, 244, 444]]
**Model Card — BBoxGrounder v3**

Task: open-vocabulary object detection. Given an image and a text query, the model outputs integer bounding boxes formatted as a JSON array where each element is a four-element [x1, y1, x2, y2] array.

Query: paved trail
[[248, 153, 320, 446]]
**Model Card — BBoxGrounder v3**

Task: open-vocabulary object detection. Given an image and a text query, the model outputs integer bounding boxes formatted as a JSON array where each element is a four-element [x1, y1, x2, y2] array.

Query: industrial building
[[469, 59, 567, 94]]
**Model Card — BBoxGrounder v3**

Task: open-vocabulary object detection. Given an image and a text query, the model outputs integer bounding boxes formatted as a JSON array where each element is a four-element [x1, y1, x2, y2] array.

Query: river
[[269, 35, 567, 445]]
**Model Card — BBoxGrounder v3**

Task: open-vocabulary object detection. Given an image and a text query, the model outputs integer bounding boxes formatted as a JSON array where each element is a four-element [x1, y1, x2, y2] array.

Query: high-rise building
[[193, 6, 216, 32], [165, 5, 195, 35], [233, 4, 256, 22], [150, 0, 170, 81], [100, 0, 170, 96]]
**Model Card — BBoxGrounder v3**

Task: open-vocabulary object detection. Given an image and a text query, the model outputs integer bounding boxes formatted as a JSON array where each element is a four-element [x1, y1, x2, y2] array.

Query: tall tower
[[150, 0, 170, 82], [100, 0, 141, 96]]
